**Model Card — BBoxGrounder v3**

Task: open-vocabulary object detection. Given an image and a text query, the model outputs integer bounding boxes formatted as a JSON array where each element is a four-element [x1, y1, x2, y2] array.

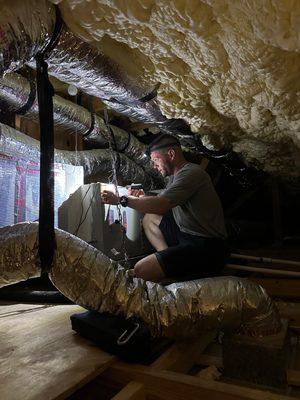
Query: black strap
[[35, 6, 63, 275], [14, 74, 36, 115], [82, 111, 95, 138], [138, 83, 160, 103], [103, 110, 121, 171], [35, 57, 56, 274], [117, 130, 131, 153], [82, 110, 131, 152], [104, 83, 160, 106], [177, 134, 231, 159], [40, 6, 63, 60]]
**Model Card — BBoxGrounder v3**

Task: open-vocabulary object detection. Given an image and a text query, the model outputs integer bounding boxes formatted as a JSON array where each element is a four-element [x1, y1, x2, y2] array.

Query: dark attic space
[[1, 1, 300, 399]]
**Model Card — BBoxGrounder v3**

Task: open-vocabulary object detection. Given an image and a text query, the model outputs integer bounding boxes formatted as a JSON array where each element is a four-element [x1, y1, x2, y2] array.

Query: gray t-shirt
[[159, 162, 227, 239]]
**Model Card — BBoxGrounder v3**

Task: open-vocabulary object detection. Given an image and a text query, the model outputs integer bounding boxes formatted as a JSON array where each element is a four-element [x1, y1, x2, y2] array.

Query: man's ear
[[168, 148, 176, 160]]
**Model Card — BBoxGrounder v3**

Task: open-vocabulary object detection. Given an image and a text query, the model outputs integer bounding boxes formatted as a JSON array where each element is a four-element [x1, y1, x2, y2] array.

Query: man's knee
[[134, 259, 153, 279], [133, 254, 165, 282], [133, 261, 146, 278]]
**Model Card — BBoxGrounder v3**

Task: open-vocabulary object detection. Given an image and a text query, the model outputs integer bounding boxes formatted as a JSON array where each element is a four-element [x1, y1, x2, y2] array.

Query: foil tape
[[0, 73, 163, 186], [0, 222, 282, 339], [0, 122, 155, 189]]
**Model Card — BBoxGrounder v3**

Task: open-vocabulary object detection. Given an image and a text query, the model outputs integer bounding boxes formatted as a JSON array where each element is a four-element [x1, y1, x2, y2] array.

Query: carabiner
[[117, 322, 140, 346]]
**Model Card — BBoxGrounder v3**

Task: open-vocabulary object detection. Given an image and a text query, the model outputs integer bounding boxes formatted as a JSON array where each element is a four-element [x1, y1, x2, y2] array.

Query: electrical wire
[[68, 108, 130, 264], [103, 109, 129, 265], [73, 185, 92, 236]]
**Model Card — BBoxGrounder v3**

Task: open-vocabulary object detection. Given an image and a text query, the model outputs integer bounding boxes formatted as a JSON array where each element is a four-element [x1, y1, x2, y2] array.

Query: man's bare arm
[[127, 195, 173, 215], [101, 190, 174, 215]]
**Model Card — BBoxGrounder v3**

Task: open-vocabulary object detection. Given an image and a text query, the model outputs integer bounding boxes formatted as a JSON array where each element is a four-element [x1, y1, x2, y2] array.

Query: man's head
[[147, 134, 184, 177]]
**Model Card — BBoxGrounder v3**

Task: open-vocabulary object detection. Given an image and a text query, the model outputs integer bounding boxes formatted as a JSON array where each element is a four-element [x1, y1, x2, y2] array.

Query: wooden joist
[[195, 342, 223, 368], [102, 362, 298, 400], [288, 370, 300, 387], [111, 381, 145, 400], [107, 330, 217, 399], [150, 330, 217, 372], [249, 278, 300, 299]]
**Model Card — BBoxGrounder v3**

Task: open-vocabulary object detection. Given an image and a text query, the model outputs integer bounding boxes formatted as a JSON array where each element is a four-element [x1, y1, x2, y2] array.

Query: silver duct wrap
[[0, 222, 282, 339], [0, 73, 163, 186], [0, 0, 55, 75], [0, 122, 156, 189], [0, 0, 186, 134], [44, 28, 168, 126]]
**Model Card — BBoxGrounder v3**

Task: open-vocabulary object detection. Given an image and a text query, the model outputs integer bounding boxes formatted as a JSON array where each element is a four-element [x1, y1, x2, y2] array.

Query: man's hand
[[128, 188, 145, 197], [102, 189, 173, 215], [101, 190, 119, 205]]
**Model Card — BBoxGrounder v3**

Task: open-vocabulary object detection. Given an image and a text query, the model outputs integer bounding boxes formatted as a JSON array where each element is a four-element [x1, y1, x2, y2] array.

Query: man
[[101, 134, 227, 282]]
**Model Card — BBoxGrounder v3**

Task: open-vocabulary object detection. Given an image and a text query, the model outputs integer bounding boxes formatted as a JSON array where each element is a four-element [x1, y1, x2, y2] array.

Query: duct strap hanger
[[12, 69, 36, 116], [81, 96, 96, 139], [103, 109, 121, 172], [83, 108, 131, 153], [138, 83, 161, 103], [101, 108, 131, 154], [117, 130, 131, 153], [0, 69, 36, 120], [35, 52, 56, 274], [191, 135, 258, 188], [82, 111, 95, 139], [35, 6, 62, 275], [105, 83, 161, 107], [40, 6, 63, 60]]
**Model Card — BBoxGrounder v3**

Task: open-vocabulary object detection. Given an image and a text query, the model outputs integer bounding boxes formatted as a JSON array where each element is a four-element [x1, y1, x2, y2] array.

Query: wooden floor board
[[0, 302, 115, 400]]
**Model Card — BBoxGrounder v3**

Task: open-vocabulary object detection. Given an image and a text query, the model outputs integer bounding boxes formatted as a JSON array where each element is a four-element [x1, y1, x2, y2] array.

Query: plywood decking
[[0, 302, 115, 400], [1, 300, 300, 400]]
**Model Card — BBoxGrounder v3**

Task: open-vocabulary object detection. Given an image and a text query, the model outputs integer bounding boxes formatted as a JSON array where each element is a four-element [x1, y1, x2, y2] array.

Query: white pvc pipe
[[226, 263, 300, 278], [230, 253, 300, 268]]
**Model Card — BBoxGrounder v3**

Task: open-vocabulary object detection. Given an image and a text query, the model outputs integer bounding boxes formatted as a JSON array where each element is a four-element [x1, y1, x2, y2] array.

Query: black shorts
[[156, 211, 227, 280]]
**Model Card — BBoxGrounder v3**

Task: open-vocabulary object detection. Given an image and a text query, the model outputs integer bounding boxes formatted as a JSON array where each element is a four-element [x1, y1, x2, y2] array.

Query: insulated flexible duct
[[0, 122, 156, 189], [0, 73, 163, 186], [0, 222, 281, 339]]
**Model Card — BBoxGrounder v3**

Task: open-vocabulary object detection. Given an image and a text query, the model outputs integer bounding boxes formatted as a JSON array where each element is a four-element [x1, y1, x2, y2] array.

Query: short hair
[[146, 134, 181, 156]]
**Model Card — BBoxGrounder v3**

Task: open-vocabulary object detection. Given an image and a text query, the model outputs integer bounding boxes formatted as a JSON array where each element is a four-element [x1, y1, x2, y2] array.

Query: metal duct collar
[[0, 222, 282, 339]]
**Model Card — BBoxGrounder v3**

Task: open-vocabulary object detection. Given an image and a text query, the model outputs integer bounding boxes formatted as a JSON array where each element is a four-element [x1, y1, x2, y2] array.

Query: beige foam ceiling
[[54, 0, 300, 178]]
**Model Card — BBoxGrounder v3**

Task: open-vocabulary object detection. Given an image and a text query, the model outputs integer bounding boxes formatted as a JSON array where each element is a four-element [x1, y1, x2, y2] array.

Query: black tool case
[[70, 311, 171, 364]]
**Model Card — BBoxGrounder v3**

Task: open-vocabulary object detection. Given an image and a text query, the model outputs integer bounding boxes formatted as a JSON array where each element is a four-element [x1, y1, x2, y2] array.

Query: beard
[[160, 160, 173, 177]]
